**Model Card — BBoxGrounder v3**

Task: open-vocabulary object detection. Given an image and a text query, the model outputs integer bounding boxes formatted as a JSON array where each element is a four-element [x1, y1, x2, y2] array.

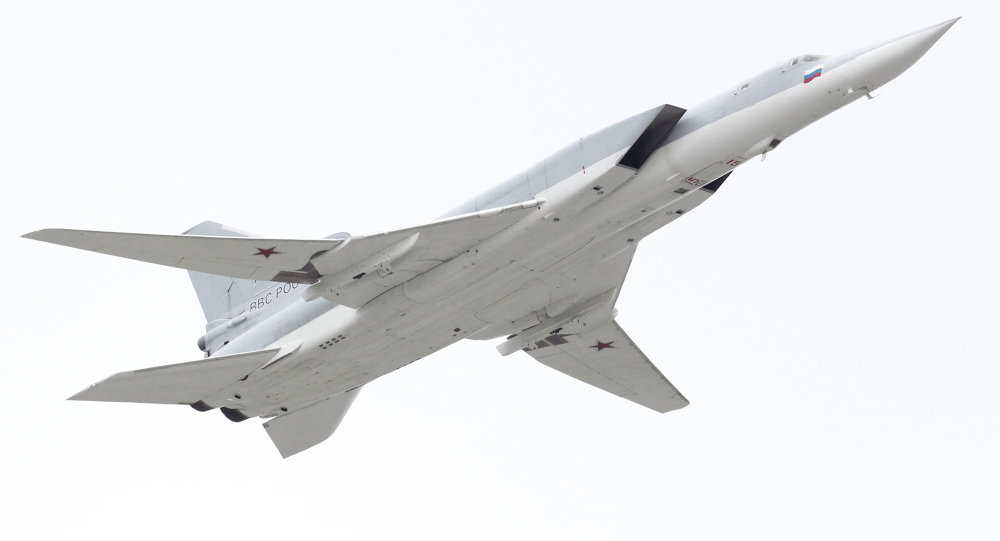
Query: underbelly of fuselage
[[221, 69, 850, 418], [233, 166, 691, 417]]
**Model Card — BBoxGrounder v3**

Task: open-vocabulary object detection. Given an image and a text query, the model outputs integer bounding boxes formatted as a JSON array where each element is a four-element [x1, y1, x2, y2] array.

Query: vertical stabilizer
[[183, 221, 261, 323]]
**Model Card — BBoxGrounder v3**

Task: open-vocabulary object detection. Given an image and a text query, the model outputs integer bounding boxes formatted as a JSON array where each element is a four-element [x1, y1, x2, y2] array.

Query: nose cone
[[855, 18, 959, 89]]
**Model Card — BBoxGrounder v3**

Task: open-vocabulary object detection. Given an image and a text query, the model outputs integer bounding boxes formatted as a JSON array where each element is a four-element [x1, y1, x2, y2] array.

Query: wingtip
[[21, 229, 49, 241], [67, 384, 98, 401], [657, 396, 690, 413], [22, 228, 74, 244]]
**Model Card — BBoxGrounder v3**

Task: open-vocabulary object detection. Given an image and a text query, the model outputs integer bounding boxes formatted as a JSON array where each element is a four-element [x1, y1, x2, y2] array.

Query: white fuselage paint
[[216, 20, 955, 417]]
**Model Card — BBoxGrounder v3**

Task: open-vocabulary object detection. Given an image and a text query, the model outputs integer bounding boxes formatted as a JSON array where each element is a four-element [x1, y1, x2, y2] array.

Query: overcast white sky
[[2, 1, 997, 539]]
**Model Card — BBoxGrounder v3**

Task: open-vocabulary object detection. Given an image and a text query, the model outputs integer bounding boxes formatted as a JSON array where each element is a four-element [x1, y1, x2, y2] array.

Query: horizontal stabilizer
[[524, 320, 688, 413], [70, 348, 279, 405], [263, 387, 361, 458]]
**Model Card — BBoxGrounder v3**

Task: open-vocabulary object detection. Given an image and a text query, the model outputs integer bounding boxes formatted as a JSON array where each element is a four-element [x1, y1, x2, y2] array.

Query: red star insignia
[[253, 247, 281, 259], [590, 340, 615, 351]]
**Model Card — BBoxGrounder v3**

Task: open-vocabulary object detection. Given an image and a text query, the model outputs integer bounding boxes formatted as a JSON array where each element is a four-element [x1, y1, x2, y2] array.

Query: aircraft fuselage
[[204, 20, 957, 419], [26, 19, 956, 456]]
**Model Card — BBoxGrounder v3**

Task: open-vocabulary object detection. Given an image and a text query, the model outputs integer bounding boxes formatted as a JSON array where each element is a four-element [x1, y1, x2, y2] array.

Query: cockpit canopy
[[735, 54, 830, 95], [777, 54, 827, 75], [788, 54, 827, 67]]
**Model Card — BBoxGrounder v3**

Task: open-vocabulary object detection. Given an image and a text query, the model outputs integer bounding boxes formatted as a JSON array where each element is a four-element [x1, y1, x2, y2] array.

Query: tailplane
[[69, 347, 361, 458], [69, 348, 279, 405], [263, 388, 362, 458]]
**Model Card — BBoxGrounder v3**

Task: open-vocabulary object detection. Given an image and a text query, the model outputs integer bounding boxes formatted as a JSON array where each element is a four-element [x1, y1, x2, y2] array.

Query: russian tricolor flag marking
[[804, 65, 823, 83]]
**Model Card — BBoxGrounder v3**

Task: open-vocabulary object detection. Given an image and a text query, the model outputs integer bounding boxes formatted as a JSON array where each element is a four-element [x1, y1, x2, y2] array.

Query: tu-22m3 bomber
[[25, 19, 957, 457]]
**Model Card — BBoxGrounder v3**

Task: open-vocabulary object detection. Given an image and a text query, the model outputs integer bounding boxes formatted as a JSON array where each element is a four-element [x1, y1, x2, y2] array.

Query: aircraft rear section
[[184, 221, 310, 356], [262, 388, 361, 458], [68, 348, 280, 405], [67, 343, 362, 457], [185, 221, 261, 323]]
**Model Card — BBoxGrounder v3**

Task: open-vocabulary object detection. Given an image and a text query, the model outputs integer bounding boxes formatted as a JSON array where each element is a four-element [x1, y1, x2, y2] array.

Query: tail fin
[[182, 221, 261, 323]]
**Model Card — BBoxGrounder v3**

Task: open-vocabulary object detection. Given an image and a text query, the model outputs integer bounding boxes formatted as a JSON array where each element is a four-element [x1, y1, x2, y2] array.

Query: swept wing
[[24, 199, 543, 308], [524, 320, 688, 412]]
